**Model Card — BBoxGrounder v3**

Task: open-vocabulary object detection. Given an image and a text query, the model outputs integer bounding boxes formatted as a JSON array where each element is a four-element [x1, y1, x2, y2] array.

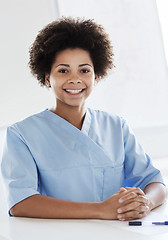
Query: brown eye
[[80, 69, 90, 73], [58, 69, 68, 73]]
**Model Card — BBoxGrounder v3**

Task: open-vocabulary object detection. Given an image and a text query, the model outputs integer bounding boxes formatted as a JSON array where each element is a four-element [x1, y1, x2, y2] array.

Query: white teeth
[[65, 89, 83, 94]]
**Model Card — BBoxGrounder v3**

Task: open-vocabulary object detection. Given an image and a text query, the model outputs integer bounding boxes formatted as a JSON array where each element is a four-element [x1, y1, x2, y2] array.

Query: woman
[[1, 17, 166, 221]]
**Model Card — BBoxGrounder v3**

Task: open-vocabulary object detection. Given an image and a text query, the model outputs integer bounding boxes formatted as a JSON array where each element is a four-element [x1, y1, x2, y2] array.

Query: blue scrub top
[[0, 108, 164, 211]]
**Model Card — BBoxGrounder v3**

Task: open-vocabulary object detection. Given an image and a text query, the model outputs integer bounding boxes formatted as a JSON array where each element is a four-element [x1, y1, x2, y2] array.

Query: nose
[[67, 74, 82, 84]]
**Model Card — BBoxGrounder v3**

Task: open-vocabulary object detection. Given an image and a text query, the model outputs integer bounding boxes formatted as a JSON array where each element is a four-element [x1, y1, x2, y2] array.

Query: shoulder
[[7, 109, 48, 135], [87, 108, 126, 128]]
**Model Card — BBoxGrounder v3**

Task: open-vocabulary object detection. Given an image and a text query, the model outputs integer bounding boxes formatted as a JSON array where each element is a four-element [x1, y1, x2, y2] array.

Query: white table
[[0, 201, 168, 240]]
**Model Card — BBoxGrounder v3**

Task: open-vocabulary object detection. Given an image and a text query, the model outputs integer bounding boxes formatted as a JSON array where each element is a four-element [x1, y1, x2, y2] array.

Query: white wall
[[58, 0, 168, 128], [0, 0, 55, 126], [0, 0, 168, 158]]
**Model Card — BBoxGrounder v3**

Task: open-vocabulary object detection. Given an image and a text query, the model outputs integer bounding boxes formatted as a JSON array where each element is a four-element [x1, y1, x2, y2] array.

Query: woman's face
[[45, 48, 97, 109]]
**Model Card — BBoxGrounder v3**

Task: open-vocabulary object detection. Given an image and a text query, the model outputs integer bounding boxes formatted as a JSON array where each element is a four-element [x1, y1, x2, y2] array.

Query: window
[[156, 0, 168, 66]]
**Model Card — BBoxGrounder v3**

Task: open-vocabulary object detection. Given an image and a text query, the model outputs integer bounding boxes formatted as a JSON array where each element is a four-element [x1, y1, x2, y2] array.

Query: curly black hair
[[29, 17, 114, 87]]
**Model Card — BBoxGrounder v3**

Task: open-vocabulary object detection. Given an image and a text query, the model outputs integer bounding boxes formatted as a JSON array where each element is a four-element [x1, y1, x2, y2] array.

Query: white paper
[[121, 212, 168, 235]]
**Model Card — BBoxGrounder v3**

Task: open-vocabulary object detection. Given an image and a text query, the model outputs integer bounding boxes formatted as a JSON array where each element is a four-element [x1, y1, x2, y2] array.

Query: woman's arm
[[11, 185, 166, 220], [10, 188, 145, 219], [10, 194, 101, 219], [144, 182, 167, 210]]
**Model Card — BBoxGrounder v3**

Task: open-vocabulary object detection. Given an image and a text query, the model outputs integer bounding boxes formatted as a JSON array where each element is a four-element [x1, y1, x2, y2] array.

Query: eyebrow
[[55, 63, 93, 68], [79, 64, 93, 67]]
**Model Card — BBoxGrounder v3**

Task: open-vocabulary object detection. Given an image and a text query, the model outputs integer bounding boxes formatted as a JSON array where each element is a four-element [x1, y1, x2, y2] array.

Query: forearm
[[10, 194, 101, 219], [144, 182, 167, 210], [10, 187, 155, 220]]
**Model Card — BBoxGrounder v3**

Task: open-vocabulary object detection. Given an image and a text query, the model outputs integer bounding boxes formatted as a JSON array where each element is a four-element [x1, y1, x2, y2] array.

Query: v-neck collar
[[41, 107, 92, 136], [81, 108, 92, 136]]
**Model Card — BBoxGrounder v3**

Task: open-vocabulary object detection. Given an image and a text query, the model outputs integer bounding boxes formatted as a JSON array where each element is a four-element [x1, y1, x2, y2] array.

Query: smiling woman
[[44, 48, 97, 123], [0, 17, 166, 221], [28, 17, 113, 86]]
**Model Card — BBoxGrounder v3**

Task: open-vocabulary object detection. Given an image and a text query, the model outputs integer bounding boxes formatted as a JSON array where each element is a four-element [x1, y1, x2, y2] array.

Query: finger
[[117, 210, 148, 221], [123, 188, 145, 196], [130, 187, 145, 196], [124, 187, 136, 190], [118, 202, 149, 214], [135, 205, 150, 213], [119, 192, 137, 203], [119, 187, 137, 192], [119, 188, 145, 203], [118, 201, 141, 213], [113, 187, 128, 196], [113, 190, 124, 196], [131, 195, 149, 205], [119, 187, 144, 195], [120, 187, 140, 191], [119, 187, 127, 192], [120, 194, 149, 205]]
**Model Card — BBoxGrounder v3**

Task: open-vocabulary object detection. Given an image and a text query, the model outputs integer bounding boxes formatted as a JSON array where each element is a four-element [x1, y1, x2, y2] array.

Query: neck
[[50, 102, 86, 130]]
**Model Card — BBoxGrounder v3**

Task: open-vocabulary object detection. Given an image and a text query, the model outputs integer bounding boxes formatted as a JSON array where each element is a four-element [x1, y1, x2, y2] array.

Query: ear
[[45, 73, 51, 88], [94, 74, 98, 86]]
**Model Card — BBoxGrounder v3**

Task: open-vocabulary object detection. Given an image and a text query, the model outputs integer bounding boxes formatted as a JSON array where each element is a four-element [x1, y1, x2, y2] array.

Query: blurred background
[[0, 0, 168, 172]]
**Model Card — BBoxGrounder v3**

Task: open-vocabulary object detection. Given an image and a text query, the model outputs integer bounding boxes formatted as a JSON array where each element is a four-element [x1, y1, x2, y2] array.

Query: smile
[[64, 89, 85, 94]]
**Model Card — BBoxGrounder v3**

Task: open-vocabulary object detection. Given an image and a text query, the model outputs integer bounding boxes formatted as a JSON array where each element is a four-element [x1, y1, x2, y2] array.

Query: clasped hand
[[101, 187, 151, 221], [116, 187, 150, 221]]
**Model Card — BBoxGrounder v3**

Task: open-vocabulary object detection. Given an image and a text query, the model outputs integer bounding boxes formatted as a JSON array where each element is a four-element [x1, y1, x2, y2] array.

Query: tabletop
[[0, 200, 168, 240]]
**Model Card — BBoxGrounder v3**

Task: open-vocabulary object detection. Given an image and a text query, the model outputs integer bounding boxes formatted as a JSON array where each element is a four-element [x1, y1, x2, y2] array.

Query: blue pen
[[129, 221, 168, 226], [152, 221, 168, 225]]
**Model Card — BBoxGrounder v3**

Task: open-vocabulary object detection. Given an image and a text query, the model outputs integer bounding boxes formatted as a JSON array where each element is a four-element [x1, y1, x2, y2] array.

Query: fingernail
[[119, 199, 123, 203], [118, 217, 125, 221], [117, 208, 122, 213]]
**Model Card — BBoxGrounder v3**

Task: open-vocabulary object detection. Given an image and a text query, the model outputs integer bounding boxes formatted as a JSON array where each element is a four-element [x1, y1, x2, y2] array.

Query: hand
[[99, 188, 148, 220], [117, 187, 151, 221]]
